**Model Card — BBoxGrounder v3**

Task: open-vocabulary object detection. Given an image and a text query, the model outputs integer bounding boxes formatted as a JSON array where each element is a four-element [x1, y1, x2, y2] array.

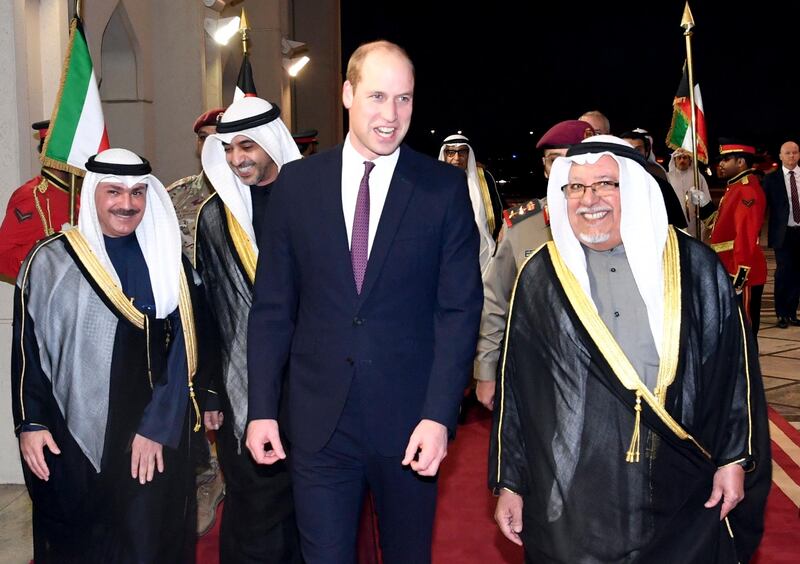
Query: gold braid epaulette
[[32, 178, 55, 236]]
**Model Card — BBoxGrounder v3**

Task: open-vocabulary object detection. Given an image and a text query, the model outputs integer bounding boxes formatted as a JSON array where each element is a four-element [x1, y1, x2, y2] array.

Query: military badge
[[14, 208, 33, 223]]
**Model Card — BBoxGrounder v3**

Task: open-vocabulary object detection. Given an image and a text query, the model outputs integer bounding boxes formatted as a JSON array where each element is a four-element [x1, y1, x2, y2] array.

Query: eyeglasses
[[444, 148, 469, 158], [561, 180, 620, 199]]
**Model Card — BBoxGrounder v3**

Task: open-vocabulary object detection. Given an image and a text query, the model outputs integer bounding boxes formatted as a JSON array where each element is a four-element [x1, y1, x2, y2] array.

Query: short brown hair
[[345, 40, 414, 91]]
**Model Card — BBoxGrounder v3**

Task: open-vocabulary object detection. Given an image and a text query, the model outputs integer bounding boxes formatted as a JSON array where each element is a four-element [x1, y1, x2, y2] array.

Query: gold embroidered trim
[[17, 234, 65, 421], [653, 228, 682, 405], [224, 206, 257, 284], [63, 229, 145, 329], [724, 517, 734, 539], [476, 167, 496, 236], [178, 269, 201, 431], [718, 457, 748, 469], [710, 240, 734, 253], [547, 228, 710, 461], [145, 316, 153, 389], [737, 308, 753, 455], [496, 242, 548, 484]]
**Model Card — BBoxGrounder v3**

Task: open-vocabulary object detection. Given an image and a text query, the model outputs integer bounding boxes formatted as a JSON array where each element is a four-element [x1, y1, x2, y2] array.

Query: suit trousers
[[774, 226, 800, 319], [215, 402, 301, 564], [290, 371, 438, 564]]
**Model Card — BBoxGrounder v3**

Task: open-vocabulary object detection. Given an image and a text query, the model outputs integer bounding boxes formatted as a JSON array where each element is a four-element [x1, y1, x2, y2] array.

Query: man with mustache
[[491, 136, 770, 563], [474, 119, 594, 410], [11, 148, 204, 562], [437, 133, 504, 274], [194, 96, 303, 563]]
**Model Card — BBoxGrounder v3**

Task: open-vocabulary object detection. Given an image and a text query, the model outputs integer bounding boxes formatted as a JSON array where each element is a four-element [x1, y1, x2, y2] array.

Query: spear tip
[[681, 2, 695, 31], [239, 7, 250, 32]]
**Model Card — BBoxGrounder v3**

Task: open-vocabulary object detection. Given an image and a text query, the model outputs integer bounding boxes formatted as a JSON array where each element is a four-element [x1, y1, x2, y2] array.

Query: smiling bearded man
[[194, 96, 303, 563], [490, 135, 771, 563]]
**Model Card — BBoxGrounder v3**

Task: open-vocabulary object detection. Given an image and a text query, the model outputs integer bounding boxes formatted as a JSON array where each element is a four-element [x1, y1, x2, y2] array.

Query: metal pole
[[69, 173, 77, 225], [681, 2, 702, 238]]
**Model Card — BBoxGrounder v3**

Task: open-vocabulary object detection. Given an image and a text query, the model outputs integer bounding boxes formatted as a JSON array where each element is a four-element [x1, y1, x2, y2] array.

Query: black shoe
[[778, 317, 789, 329], [790, 317, 800, 327]]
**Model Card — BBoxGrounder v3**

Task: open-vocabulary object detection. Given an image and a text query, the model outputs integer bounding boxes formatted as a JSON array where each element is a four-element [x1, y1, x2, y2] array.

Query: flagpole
[[681, 2, 702, 238], [70, 0, 82, 225]]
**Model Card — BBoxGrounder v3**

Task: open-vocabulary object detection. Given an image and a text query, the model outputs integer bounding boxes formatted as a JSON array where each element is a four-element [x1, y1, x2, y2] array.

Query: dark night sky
[[341, 2, 798, 195]]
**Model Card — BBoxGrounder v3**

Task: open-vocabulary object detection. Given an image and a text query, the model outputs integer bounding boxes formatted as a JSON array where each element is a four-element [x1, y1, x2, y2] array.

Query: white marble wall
[[0, 0, 28, 485]]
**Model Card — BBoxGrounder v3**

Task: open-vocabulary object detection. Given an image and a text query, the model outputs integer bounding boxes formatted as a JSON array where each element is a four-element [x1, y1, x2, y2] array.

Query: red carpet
[[197, 407, 800, 563]]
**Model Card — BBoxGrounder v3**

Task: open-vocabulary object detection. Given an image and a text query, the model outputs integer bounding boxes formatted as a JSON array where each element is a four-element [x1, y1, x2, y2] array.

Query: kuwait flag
[[666, 62, 708, 164], [233, 53, 258, 101], [41, 17, 109, 176]]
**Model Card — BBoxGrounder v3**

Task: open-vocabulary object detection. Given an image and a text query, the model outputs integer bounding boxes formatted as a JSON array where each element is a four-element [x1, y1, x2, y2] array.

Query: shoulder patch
[[14, 208, 33, 222], [742, 198, 755, 207], [503, 199, 544, 227]]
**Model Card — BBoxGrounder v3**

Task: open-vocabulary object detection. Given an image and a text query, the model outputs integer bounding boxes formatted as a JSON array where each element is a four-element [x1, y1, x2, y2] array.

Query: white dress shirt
[[782, 165, 800, 227], [341, 134, 400, 256]]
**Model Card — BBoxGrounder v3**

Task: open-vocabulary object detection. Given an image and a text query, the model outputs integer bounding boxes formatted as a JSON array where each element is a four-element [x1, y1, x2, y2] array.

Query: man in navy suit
[[245, 40, 483, 563], [764, 140, 800, 328]]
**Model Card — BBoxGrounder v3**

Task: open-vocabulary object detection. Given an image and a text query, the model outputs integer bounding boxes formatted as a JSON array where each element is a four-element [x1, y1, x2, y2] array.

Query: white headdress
[[78, 148, 181, 319], [546, 135, 669, 356], [201, 97, 302, 253], [437, 134, 495, 274]]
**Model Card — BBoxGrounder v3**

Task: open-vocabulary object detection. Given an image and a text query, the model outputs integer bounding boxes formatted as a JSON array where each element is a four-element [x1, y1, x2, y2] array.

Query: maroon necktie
[[790, 170, 800, 223], [352, 161, 375, 294]]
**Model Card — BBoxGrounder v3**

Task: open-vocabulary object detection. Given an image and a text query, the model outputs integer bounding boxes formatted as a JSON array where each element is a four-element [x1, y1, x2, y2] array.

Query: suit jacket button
[[346, 357, 354, 365], [352, 317, 364, 326]]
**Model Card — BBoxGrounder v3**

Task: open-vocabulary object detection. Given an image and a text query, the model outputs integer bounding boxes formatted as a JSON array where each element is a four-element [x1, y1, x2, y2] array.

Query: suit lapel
[[358, 150, 415, 302], [317, 147, 357, 294]]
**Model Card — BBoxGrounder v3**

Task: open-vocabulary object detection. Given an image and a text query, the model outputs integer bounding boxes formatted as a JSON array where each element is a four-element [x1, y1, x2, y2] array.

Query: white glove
[[688, 188, 709, 206]]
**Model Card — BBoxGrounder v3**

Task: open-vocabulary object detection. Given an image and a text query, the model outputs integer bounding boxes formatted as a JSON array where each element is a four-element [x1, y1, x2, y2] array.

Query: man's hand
[[476, 380, 496, 410], [245, 419, 286, 465], [495, 489, 524, 546], [131, 434, 164, 485], [19, 430, 60, 481], [204, 410, 224, 431], [401, 419, 448, 476], [705, 463, 745, 520]]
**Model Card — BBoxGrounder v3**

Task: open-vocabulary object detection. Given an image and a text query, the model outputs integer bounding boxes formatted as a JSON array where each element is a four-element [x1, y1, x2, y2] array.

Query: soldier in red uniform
[[710, 140, 767, 334], [0, 121, 76, 283]]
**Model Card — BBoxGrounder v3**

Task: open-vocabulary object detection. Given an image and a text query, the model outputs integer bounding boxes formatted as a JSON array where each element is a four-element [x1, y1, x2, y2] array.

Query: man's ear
[[342, 80, 354, 109]]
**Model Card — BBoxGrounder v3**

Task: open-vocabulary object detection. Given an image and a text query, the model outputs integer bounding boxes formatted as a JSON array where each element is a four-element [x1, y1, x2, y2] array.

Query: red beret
[[536, 120, 595, 149], [32, 120, 50, 140], [193, 108, 226, 134]]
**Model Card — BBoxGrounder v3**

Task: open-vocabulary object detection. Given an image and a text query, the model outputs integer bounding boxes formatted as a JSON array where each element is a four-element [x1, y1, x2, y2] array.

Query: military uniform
[[474, 119, 595, 388], [167, 172, 214, 255], [475, 199, 551, 382], [0, 171, 73, 283], [710, 167, 766, 331]]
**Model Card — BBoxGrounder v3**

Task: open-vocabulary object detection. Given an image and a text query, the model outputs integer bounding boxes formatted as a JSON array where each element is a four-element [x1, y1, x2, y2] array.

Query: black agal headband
[[85, 155, 152, 175], [566, 141, 648, 169], [216, 105, 282, 134]]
